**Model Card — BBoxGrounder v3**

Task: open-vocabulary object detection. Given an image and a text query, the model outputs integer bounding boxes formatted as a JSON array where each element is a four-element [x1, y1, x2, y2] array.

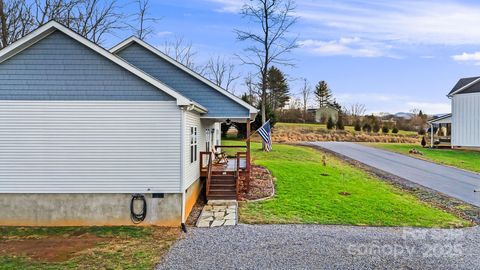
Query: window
[[190, 126, 197, 163]]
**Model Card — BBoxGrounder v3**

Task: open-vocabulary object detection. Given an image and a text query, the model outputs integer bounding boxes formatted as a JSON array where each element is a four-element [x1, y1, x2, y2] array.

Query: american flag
[[257, 120, 272, 151]]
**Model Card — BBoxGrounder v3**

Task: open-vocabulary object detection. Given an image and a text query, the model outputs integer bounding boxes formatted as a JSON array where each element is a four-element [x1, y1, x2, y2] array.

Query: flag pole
[[244, 119, 270, 142]]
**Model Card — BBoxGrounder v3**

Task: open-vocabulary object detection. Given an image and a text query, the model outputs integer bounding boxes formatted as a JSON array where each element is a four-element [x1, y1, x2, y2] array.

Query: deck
[[201, 157, 247, 176]]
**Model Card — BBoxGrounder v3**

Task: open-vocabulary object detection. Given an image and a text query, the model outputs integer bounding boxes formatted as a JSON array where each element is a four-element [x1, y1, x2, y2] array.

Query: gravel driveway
[[309, 142, 480, 207], [157, 225, 480, 270]]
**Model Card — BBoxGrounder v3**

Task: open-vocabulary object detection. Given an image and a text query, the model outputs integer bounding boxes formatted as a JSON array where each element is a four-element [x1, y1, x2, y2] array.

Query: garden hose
[[130, 194, 147, 224]]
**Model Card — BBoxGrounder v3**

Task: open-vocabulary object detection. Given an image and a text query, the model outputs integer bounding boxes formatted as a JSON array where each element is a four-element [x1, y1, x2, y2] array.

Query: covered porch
[[199, 118, 252, 201], [428, 114, 452, 148]]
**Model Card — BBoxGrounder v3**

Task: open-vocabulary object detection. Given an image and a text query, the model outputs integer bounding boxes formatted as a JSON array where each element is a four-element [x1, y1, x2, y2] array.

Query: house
[[310, 104, 339, 123], [428, 76, 480, 149], [0, 21, 257, 227]]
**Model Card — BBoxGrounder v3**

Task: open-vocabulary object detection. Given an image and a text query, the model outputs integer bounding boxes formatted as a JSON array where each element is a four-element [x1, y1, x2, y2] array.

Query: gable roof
[[0, 21, 207, 112], [448, 76, 480, 97], [110, 37, 258, 117]]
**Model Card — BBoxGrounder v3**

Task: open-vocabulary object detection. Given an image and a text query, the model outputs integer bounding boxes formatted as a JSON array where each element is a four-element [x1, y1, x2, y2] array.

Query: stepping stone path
[[196, 200, 237, 228]]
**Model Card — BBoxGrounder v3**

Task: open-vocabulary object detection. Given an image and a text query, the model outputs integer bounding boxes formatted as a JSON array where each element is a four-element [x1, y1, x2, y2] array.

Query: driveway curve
[[309, 142, 480, 207]]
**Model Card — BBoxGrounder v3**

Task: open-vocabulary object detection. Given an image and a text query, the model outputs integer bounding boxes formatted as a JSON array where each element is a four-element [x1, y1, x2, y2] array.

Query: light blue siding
[[0, 31, 174, 101], [116, 43, 250, 118]]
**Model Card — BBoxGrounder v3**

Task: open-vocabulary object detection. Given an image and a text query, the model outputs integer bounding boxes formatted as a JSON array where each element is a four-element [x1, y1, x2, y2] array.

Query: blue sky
[[110, 0, 480, 114]]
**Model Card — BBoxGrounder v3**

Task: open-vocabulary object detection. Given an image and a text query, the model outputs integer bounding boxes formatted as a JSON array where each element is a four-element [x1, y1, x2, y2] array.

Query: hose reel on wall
[[130, 194, 147, 224]]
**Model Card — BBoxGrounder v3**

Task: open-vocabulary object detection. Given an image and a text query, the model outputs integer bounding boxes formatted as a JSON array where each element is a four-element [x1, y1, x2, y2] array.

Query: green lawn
[[369, 143, 480, 173], [276, 122, 418, 136], [0, 226, 179, 270], [225, 140, 469, 228]]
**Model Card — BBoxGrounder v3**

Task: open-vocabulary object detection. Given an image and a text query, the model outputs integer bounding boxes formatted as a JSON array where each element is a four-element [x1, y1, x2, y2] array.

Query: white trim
[[110, 36, 259, 116], [427, 113, 452, 124], [0, 21, 208, 111], [448, 78, 480, 97]]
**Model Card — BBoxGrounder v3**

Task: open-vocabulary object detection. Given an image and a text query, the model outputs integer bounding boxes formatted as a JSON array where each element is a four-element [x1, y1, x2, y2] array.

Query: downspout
[[180, 107, 187, 232], [180, 105, 196, 233]]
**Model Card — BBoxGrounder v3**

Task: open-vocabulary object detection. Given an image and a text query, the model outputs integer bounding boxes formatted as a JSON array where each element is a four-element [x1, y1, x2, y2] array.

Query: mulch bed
[[238, 165, 275, 201], [186, 192, 207, 227]]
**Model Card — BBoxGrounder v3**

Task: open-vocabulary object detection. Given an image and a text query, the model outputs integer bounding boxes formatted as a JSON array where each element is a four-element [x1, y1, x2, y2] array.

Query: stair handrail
[[206, 151, 213, 197], [236, 152, 241, 200]]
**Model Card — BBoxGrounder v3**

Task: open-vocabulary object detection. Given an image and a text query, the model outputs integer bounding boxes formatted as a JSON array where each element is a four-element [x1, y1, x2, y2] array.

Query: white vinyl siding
[[452, 93, 480, 147], [0, 100, 182, 193], [183, 111, 216, 189]]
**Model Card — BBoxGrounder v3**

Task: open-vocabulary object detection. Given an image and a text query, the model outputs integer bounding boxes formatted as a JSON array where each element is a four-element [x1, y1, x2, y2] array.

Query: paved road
[[309, 142, 480, 207], [157, 225, 480, 270]]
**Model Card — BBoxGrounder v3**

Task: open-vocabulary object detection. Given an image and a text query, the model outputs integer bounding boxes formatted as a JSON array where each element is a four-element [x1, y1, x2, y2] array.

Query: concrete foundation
[[0, 193, 182, 226]]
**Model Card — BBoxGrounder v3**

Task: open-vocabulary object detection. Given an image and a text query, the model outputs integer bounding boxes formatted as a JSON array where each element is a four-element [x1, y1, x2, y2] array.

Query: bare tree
[[0, 0, 34, 49], [202, 55, 240, 93], [130, 0, 158, 40], [299, 78, 311, 121], [235, 0, 298, 134], [348, 103, 367, 118], [0, 0, 125, 48], [162, 36, 198, 70], [243, 73, 258, 106]]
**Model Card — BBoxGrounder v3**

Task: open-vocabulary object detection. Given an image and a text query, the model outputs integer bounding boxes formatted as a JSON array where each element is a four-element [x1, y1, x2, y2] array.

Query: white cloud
[[406, 102, 451, 114], [298, 37, 391, 58], [157, 31, 173, 37], [207, 0, 244, 13], [451, 52, 480, 64], [335, 93, 450, 114], [297, 0, 480, 46]]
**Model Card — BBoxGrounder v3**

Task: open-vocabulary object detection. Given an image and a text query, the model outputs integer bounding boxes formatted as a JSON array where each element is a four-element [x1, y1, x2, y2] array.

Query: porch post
[[246, 120, 251, 190], [430, 123, 434, 148]]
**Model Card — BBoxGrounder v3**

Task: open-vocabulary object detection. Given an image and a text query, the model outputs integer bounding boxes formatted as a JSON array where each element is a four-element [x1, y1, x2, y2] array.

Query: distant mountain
[[393, 112, 414, 119]]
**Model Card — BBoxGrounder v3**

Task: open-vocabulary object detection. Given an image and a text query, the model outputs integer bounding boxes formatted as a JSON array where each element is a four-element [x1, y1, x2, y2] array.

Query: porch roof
[[428, 114, 452, 124]]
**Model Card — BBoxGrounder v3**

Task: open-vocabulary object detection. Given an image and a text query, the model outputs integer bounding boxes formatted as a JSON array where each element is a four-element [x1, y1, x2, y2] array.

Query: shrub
[[418, 128, 426, 135], [327, 117, 335, 130], [354, 121, 361, 132], [382, 126, 389, 133], [336, 116, 345, 130], [373, 123, 380, 133], [362, 123, 372, 133], [392, 127, 399, 134]]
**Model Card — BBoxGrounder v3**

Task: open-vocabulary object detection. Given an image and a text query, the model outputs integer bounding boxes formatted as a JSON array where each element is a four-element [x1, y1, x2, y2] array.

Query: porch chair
[[212, 146, 229, 165]]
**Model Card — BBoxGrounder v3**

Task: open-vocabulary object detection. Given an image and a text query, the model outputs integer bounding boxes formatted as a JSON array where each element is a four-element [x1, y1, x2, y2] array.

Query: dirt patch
[[0, 233, 108, 262], [239, 165, 275, 201], [304, 143, 480, 225]]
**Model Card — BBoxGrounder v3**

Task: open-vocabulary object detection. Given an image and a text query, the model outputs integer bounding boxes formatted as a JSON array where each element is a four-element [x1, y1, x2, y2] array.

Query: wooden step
[[208, 190, 237, 196], [208, 195, 237, 200], [210, 182, 236, 188]]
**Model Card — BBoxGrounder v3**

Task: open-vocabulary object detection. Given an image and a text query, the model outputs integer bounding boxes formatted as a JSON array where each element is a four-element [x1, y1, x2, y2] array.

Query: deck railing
[[200, 151, 213, 195]]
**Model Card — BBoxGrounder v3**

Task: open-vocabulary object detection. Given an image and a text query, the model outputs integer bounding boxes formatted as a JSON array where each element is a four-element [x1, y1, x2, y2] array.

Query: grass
[[276, 122, 418, 136], [0, 226, 179, 270], [369, 143, 480, 173], [223, 139, 470, 228]]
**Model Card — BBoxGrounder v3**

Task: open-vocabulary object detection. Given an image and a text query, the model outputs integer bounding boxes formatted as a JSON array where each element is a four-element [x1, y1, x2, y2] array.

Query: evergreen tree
[[314, 80, 332, 107], [327, 117, 335, 130], [354, 121, 362, 131], [336, 115, 345, 130], [266, 66, 290, 110]]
